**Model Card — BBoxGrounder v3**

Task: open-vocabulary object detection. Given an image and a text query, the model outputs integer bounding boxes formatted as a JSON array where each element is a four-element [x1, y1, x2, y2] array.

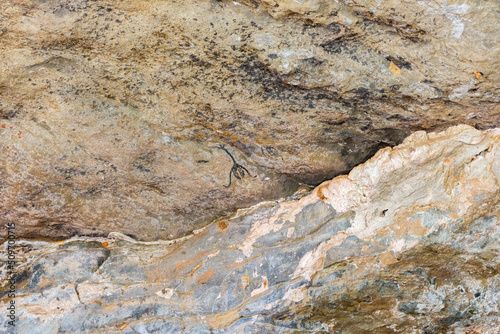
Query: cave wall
[[0, 0, 499, 333], [0, 0, 499, 241], [1, 125, 499, 333]]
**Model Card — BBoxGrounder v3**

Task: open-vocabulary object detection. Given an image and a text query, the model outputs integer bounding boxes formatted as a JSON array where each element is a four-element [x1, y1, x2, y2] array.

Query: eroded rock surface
[[1, 0, 499, 241], [1, 125, 499, 333]]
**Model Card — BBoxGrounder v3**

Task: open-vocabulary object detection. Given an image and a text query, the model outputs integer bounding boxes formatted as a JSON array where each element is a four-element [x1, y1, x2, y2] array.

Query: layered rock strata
[[1, 125, 499, 333]]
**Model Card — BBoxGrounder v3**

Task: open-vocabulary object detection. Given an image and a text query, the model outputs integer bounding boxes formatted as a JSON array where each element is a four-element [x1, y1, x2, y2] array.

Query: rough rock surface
[[1, 0, 499, 241], [1, 125, 499, 333]]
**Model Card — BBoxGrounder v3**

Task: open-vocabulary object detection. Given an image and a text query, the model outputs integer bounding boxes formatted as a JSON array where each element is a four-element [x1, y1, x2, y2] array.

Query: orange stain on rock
[[217, 220, 229, 231], [389, 61, 401, 76], [188, 261, 203, 277], [317, 186, 327, 201], [197, 268, 215, 285], [101, 242, 109, 247], [174, 250, 209, 274]]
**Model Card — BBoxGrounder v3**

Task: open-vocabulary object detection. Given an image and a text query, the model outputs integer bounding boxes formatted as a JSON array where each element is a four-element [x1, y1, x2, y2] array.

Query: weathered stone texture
[[1, 125, 499, 333], [1, 0, 499, 241]]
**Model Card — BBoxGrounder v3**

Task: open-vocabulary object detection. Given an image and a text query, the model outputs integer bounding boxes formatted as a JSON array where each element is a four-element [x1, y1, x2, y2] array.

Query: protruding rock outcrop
[[1, 125, 499, 333]]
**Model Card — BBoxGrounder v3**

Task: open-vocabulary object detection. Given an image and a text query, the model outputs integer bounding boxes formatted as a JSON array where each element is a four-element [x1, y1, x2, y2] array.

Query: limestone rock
[[1, 125, 499, 333], [1, 0, 499, 241]]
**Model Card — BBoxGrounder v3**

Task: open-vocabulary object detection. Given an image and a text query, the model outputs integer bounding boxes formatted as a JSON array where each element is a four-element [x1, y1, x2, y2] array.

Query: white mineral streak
[[105, 220, 214, 246], [264, 299, 281, 310], [76, 282, 170, 303], [76, 282, 118, 303], [156, 288, 175, 299], [292, 232, 349, 280], [207, 250, 220, 259], [107, 231, 194, 245], [277, 48, 315, 73], [239, 218, 284, 257], [292, 125, 500, 280], [426, 1, 470, 39], [239, 193, 318, 257], [283, 286, 307, 303]]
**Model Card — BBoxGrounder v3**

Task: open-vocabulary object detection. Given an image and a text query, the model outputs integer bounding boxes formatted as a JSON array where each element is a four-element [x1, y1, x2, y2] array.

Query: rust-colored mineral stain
[[444, 158, 451, 164], [188, 261, 203, 277], [217, 220, 229, 231], [317, 186, 327, 201], [389, 61, 401, 76], [174, 251, 210, 273], [393, 218, 429, 238], [101, 241, 109, 247], [197, 268, 215, 285]]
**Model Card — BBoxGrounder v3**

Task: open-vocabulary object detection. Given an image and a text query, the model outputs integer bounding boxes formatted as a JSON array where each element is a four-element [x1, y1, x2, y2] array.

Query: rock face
[[1, 0, 499, 241], [1, 125, 499, 333]]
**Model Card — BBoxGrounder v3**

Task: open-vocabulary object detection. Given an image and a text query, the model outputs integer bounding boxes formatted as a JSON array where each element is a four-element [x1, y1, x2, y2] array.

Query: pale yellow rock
[[0, 0, 499, 243]]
